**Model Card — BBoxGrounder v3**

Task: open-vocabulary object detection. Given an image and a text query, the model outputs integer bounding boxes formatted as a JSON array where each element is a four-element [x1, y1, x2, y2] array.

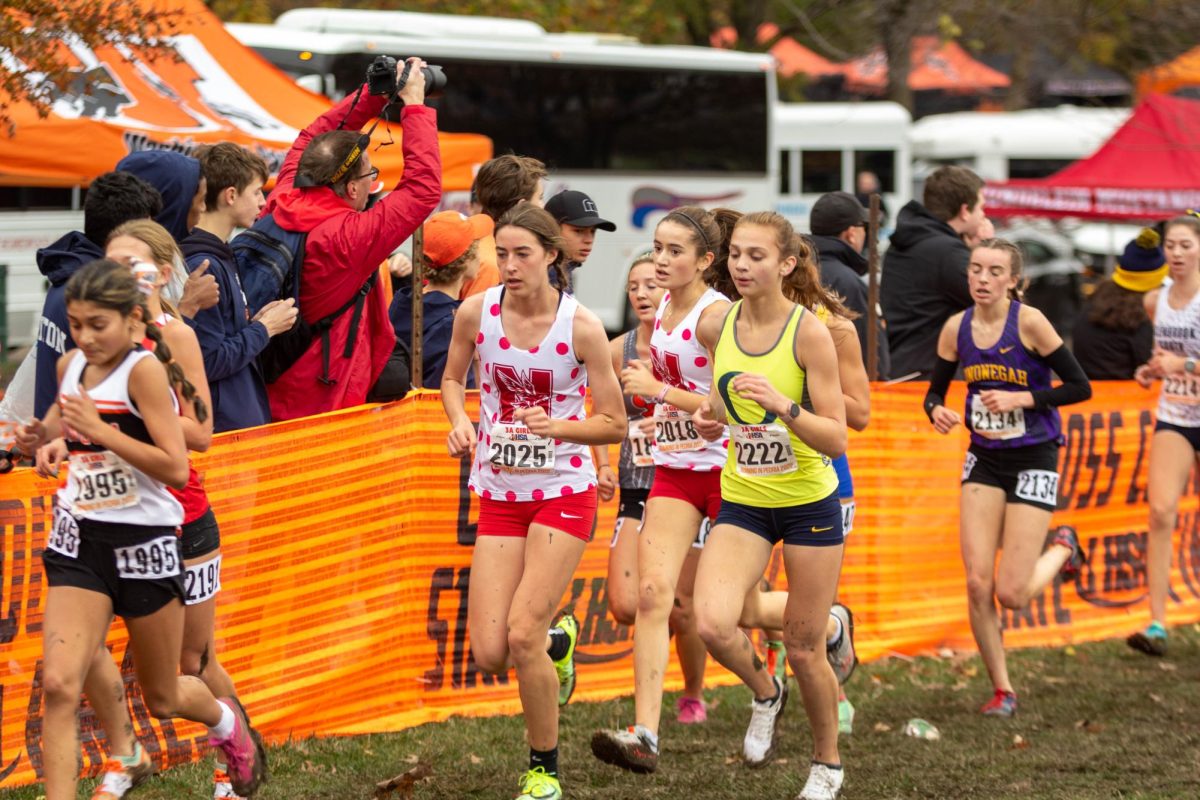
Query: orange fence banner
[[1, 383, 1197, 787]]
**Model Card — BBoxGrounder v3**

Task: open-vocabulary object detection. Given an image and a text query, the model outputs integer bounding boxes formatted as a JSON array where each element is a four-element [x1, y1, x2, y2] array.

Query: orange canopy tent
[[710, 23, 843, 78], [0, 0, 491, 189], [842, 36, 1010, 94], [1138, 45, 1200, 98]]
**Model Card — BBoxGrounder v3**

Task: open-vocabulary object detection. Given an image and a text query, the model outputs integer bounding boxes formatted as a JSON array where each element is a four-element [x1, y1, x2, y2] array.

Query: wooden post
[[866, 194, 881, 382], [410, 226, 424, 390]]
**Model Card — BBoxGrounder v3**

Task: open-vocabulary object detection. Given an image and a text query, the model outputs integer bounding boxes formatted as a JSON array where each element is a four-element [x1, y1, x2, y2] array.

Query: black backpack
[[231, 213, 376, 385]]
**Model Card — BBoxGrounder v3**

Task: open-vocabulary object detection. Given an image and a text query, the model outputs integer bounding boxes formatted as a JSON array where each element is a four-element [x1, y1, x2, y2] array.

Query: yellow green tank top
[[714, 300, 838, 508]]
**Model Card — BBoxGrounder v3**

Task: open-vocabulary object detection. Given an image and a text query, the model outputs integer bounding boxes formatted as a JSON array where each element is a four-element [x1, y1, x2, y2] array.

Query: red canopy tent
[[986, 94, 1200, 220]]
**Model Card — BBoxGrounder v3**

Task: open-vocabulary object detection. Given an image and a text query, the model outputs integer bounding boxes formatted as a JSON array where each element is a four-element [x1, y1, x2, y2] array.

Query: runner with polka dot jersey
[[441, 204, 626, 800]]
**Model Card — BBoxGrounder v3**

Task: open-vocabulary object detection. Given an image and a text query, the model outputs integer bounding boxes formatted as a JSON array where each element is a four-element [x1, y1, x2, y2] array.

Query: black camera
[[367, 55, 447, 98]]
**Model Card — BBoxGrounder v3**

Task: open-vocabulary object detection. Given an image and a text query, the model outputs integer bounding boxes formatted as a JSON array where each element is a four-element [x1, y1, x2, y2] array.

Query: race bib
[[1015, 469, 1059, 505], [489, 423, 555, 474], [627, 420, 655, 467], [70, 451, 138, 514], [654, 404, 703, 453], [970, 396, 1026, 441], [114, 534, 181, 580], [47, 504, 81, 559], [184, 553, 222, 605], [841, 500, 856, 538], [732, 423, 797, 477], [1163, 374, 1200, 406], [694, 517, 712, 549]]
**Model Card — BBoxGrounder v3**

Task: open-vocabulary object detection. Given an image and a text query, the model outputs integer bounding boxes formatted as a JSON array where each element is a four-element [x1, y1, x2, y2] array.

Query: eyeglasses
[[355, 166, 380, 182]]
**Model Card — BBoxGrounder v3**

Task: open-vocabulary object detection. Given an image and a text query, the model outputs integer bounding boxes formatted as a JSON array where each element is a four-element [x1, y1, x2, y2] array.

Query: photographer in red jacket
[[264, 57, 441, 420]]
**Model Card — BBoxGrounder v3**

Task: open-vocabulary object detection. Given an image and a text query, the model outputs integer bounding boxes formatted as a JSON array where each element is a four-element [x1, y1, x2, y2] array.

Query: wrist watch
[[1186, 358, 1196, 374], [782, 401, 801, 421]]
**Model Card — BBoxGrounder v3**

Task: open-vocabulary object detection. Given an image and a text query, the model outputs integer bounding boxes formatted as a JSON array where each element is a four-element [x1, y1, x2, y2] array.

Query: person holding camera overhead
[[263, 56, 442, 421]]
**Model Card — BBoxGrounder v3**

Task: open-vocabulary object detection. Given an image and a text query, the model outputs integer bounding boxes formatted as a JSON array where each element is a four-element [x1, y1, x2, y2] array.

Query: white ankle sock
[[827, 614, 844, 647], [208, 700, 236, 741]]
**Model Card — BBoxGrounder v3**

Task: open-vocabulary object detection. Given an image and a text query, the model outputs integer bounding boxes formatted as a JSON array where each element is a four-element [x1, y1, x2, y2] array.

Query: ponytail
[[141, 303, 209, 424]]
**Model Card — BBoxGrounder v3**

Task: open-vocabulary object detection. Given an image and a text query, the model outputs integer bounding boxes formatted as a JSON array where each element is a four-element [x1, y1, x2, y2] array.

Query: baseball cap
[[544, 190, 616, 232], [810, 191, 869, 236], [423, 211, 494, 269]]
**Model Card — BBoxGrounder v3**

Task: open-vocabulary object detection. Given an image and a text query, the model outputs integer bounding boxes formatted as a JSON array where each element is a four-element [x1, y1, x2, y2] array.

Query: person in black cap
[[810, 191, 890, 379], [544, 189, 616, 293]]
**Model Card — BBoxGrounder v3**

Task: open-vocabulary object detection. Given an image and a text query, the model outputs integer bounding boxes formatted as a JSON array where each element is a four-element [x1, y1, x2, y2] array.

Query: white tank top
[[1155, 287, 1200, 427], [649, 286, 729, 472], [59, 348, 184, 526], [470, 286, 596, 501]]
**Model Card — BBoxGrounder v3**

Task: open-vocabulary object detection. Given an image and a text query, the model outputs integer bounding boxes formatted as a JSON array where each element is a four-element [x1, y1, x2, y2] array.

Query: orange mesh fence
[[0, 383, 1197, 786]]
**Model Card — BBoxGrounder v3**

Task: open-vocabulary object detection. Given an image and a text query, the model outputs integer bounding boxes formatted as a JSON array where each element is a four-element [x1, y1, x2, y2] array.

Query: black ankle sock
[[547, 628, 570, 661], [813, 760, 843, 771], [530, 746, 558, 777]]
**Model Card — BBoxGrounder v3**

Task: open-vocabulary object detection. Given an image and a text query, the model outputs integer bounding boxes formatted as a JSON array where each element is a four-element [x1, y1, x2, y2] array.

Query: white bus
[[910, 105, 1131, 182], [229, 8, 779, 331], [773, 101, 912, 237], [0, 192, 83, 348]]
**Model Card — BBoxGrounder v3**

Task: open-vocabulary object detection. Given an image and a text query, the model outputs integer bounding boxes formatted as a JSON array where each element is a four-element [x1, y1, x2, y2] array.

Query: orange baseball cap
[[423, 211, 494, 269]]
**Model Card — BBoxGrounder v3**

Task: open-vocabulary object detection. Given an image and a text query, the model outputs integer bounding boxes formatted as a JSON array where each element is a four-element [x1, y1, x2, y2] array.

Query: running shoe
[[213, 769, 245, 800], [827, 604, 857, 685], [591, 726, 659, 773], [1126, 622, 1168, 657], [1049, 525, 1083, 579], [798, 762, 844, 800], [837, 696, 855, 735], [516, 767, 562, 800], [90, 744, 155, 800], [210, 697, 267, 797], [552, 613, 580, 707], [675, 695, 707, 724], [766, 639, 788, 683], [743, 675, 788, 767], [980, 689, 1017, 717]]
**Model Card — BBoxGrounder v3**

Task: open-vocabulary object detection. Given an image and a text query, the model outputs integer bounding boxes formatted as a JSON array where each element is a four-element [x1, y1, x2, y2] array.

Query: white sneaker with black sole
[[797, 762, 844, 800], [827, 604, 857, 685], [743, 675, 787, 767]]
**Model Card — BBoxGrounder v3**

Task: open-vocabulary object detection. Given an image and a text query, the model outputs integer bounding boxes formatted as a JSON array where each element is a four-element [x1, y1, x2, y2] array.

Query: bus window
[[779, 150, 792, 195], [328, 54, 769, 174], [1007, 158, 1074, 180], [801, 150, 841, 194], [0, 187, 76, 211], [853, 150, 896, 193]]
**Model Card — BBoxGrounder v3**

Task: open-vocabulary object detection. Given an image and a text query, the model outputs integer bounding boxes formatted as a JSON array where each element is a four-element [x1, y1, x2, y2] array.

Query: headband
[[669, 212, 711, 252]]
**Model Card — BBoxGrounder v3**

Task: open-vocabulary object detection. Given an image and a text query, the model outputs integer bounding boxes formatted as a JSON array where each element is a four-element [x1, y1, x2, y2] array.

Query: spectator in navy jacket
[[390, 211, 491, 388], [180, 143, 299, 432], [32, 171, 162, 418]]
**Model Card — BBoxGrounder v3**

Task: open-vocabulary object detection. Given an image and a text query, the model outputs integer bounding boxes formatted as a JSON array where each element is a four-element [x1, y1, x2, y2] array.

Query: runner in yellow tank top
[[691, 211, 849, 800]]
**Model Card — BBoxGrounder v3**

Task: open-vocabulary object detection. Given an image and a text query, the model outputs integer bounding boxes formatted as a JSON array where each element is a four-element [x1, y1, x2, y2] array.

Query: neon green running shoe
[[516, 767, 562, 800], [838, 697, 855, 735], [553, 614, 579, 706]]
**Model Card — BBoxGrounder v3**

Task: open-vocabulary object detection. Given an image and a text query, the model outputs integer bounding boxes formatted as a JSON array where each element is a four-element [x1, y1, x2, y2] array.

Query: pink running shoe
[[676, 695, 707, 724], [209, 698, 267, 797]]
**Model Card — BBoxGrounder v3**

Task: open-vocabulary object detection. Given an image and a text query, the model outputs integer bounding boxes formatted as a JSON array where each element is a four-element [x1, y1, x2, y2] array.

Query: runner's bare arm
[[442, 294, 484, 458]]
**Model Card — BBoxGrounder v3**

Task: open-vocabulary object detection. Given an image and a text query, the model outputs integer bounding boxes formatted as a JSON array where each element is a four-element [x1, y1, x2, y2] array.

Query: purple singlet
[[957, 301, 1061, 450]]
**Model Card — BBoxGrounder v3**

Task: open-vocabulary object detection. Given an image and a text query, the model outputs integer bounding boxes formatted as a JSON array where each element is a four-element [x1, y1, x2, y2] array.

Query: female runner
[[594, 253, 709, 724], [1130, 214, 1200, 656], [18, 260, 265, 800], [441, 205, 625, 800], [689, 211, 848, 800], [591, 206, 737, 773], [925, 238, 1091, 717]]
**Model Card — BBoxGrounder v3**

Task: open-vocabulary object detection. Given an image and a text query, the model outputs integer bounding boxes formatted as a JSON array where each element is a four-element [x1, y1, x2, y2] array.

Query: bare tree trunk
[[729, 0, 770, 48], [877, 0, 914, 112]]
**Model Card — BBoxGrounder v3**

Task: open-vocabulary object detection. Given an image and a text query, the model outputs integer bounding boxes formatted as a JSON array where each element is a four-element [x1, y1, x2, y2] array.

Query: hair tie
[[670, 212, 711, 252]]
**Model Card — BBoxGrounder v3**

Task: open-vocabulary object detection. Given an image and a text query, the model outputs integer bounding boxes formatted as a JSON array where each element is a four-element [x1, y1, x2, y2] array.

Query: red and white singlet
[[470, 286, 596, 501], [649, 287, 729, 471], [149, 315, 210, 525]]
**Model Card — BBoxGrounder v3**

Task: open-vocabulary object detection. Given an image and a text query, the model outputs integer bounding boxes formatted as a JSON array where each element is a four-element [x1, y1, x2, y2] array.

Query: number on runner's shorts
[[48, 504, 81, 559], [184, 553, 222, 605], [114, 535, 180, 580], [1015, 469, 1059, 504], [961, 452, 978, 482], [841, 500, 856, 538]]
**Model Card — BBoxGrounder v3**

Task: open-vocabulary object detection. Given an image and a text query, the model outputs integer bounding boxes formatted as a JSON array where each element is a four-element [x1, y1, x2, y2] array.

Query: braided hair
[[65, 260, 209, 424]]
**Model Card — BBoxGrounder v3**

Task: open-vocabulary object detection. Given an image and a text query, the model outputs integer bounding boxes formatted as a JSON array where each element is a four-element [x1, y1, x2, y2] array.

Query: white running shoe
[[827, 604, 857, 685], [797, 762, 844, 800], [743, 675, 787, 767]]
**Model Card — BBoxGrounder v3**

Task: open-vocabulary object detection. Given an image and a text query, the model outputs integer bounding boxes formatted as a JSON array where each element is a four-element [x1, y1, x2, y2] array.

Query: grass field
[[5, 626, 1199, 800]]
